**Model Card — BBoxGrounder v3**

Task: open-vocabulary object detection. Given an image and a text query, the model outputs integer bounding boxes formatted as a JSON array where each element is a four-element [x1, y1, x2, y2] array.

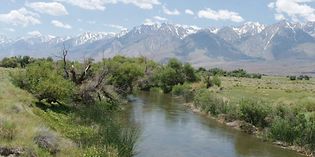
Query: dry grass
[[218, 76, 315, 106], [0, 68, 80, 156]]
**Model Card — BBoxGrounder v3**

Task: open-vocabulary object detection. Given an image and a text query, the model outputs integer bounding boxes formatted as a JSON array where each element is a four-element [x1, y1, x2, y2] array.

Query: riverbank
[[184, 102, 314, 157], [178, 76, 315, 157], [0, 67, 138, 157], [0, 68, 81, 156]]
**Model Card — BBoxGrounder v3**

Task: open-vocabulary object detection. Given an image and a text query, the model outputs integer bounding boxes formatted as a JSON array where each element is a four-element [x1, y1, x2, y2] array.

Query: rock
[[33, 128, 60, 155], [226, 120, 241, 128], [239, 121, 257, 134], [0, 147, 23, 156]]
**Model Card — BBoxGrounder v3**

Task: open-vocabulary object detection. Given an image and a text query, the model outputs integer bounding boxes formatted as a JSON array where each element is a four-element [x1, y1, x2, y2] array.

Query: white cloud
[[143, 15, 167, 25], [0, 8, 41, 26], [268, 2, 275, 9], [51, 20, 72, 29], [28, 30, 41, 36], [275, 14, 285, 20], [143, 18, 155, 25], [55, 0, 111, 10], [153, 16, 167, 21], [185, 9, 194, 15], [55, 0, 160, 10], [121, 0, 160, 9], [197, 8, 244, 22], [26, 2, 68, 16], [268, 0, 315, 22], [162, 5, 180, 15], [104, 24, 127, 30]]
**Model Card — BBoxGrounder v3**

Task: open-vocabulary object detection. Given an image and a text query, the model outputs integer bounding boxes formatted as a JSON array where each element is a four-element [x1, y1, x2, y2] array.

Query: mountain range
[[1, 20, 315, 75]]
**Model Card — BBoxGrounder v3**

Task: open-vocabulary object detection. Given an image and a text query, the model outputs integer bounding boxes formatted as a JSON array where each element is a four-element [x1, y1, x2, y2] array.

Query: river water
[[124, 92, 305, 157]]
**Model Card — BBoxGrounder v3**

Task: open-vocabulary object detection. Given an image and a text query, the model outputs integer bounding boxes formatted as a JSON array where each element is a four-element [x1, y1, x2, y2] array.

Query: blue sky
[[1, 0, 315, 38]]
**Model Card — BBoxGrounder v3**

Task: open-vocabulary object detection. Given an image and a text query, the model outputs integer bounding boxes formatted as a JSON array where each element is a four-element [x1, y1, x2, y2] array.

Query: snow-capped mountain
[[233, 22, 266, 37], [236, 20, 314, 60], [126, 23, 200, 40], [216, 22, 266, 42], [1, 21, 315, 63], [303, 22, 315, 37], [70, 32, 116, 46]]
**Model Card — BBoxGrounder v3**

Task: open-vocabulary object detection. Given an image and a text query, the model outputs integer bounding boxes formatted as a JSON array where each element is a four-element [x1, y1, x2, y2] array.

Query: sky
[[1, 0, 315, 38]]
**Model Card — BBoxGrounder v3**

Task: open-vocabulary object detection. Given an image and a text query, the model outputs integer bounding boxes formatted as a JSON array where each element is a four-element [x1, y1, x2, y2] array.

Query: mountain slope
[[1, 21, 315, 63]]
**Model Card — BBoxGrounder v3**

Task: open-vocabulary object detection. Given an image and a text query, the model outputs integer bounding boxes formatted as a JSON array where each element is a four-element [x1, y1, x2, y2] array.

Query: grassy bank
[[175, 76, 315, 156], [0, 68, 81, 156], [0, 67, 138, 157]]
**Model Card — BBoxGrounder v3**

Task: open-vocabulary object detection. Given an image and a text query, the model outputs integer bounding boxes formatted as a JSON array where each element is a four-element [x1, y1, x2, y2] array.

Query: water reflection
[[123, 92, 305, 157]]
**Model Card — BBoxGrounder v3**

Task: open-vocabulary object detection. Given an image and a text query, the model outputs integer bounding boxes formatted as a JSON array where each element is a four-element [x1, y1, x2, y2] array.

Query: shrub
[[212, 75, 221, 87], [11, 61, 75, 104], [193, 89, 228, 115], [303, 113, 315, 150], [34, 127, 60, 155], [239, 99, 271, 127], [0, 57, 19, 68], [172, 84, 191, 96], [158, 67, 181, 93], [269, 117, 296, 143], [289, 76, 297, 81], [183, 63, 197, 82], [208, 68, 226, 76], [297, 75, 304, 80], [110, 62, 144, 94], [252, 73, 262, 79], [304, 75, 310, 80], [0, 119, 17, 140]]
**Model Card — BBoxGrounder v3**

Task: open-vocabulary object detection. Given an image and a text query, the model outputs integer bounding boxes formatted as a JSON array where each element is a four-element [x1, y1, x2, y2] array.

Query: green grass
[[0, 67, 138, 157], [218, 76, 315, 105], [190, 75, 315, 153], [0, 68, 80, 156]]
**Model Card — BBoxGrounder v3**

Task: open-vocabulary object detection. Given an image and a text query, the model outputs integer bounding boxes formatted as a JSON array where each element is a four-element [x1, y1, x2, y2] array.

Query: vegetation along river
[[121, 91, 305, 157]]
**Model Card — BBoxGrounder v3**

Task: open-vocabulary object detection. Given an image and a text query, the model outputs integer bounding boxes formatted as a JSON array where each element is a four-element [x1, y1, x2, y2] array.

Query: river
[[123, 92, 305, 157]]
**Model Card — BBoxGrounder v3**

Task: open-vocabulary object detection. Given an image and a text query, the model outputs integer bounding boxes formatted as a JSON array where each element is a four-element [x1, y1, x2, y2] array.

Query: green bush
[[212, 75, 221, 87], [251, 73, 262, 79], [110, 62, 144, 94], [239, 99, 271, 127], [183, 63, 197, 82], [172, 84, 191, 96], [11, 61, 75, 104], [158, 67, 181, 93], [269, 117, 296, 143], [0, 57, 19, 68], [193, 89, 228, 115], [289, 76, 297, 81]]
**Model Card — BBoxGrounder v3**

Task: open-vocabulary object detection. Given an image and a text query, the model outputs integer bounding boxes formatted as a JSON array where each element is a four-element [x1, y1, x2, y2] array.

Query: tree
[[0, 57, 19, 68], [110, 62, 144, 94], [289, 76, 297, 81], [158, 67, 179, 93], [17, 56, 32, 68], [12, 60, 75, 104], [183, 63, 197, 82], [209, 68, 226, 76]]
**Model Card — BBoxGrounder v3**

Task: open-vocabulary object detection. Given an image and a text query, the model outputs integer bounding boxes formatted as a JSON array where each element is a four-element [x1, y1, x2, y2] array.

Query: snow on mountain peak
[[233, 22, 266, 36], [131, 23, 201, 39], [74, 32, 115, 45]]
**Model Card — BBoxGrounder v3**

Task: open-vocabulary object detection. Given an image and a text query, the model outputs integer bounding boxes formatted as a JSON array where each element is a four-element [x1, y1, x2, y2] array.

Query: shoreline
[[184, 102, 314, 157]]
